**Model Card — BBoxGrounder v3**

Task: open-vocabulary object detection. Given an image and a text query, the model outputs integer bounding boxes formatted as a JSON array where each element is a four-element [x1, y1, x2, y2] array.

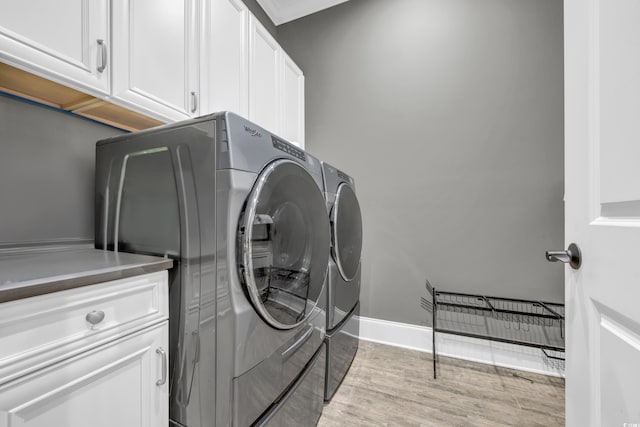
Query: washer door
[[239, 159, 330, 329], [331, 183, 363, 281]]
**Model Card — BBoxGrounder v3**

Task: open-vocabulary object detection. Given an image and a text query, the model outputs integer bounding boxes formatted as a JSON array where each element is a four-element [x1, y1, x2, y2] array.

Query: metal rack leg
[[432, 286, 437, 379]]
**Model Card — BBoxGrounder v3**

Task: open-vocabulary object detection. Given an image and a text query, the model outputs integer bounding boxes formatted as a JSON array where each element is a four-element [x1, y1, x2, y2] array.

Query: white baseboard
[[357, 316, 565, 378]]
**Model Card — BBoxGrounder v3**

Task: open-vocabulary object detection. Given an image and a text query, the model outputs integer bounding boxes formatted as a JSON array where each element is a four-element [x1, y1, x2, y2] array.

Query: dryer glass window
[[332, 183, 363, 281], [239, 160, 330, 329]]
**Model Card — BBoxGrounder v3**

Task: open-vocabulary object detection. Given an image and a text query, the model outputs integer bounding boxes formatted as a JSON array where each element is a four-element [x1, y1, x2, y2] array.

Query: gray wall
[[278, 0, 564, 326], [0, 94, 124, 246]]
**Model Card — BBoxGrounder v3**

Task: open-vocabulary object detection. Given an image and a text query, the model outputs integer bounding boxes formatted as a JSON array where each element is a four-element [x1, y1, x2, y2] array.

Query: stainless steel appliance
[[95, 112, 329, 426], [321, 162, 363, 401]]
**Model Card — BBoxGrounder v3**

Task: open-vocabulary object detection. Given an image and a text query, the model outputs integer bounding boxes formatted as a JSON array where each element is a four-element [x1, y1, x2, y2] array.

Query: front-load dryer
[[95, 112, 329, 427], [321, 162, 363, 401]]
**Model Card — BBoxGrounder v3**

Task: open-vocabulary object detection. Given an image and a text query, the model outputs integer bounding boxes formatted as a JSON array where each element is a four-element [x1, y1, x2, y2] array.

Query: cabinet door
[[280, 52, 305, 148], [0, 0, 110, 96], [112, 0, 198, 122], [201, 0, 248, 116], [0, 323, 168, 427], [248, 15, 280, 133]]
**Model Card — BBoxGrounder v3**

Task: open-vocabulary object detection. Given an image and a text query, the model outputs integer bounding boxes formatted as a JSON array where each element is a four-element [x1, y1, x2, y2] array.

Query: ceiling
[[256, 0, 351, 25]]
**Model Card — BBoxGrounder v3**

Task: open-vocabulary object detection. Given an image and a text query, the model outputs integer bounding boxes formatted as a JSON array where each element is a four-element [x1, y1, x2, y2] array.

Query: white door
[[248, 15, 280, 133], [201, 0, 249, 116], [0, 0, 110, 96], [0, 323, 168, 427], [112, 0, 199, 122], [565, 0, 640, 425], [280, 51, 305, 148]]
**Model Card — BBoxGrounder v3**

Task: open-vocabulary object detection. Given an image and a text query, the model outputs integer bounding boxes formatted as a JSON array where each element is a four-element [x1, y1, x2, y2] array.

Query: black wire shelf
[[422, 280, 565, 379]]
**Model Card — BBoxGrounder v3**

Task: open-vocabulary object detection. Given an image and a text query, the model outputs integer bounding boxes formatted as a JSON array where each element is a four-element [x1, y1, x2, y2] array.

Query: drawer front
[[325, 304, 359, 401], [257, 345, 325, 427], [281, 325, 323, 390], [0, 271, 168, 384]]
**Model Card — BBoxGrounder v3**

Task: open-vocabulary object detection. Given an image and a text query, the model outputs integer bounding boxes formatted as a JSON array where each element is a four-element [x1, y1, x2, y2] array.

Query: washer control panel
[[272, 136, 306, 161], [337, 170, 351, 182]]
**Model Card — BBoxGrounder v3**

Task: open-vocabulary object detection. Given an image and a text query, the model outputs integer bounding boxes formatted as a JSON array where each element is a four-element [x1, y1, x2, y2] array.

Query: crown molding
[[256, 0, 351, 25]]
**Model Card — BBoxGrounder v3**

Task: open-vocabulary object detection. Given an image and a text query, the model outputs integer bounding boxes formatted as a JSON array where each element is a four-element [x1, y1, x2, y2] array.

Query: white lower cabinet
[[0, 323, 168, 427], [0, 271, 169, 426]]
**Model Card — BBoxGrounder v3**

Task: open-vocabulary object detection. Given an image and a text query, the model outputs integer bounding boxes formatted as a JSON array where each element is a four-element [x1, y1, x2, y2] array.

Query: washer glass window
[[332, 183, 362, 281], [239, 160, 330, 329]]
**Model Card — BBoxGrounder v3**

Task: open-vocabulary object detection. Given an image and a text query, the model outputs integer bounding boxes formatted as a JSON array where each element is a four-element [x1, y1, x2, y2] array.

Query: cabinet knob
[[85, 310, 106, 326]]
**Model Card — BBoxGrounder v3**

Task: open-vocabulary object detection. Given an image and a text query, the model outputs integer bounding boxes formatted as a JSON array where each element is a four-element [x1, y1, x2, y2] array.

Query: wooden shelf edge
[[0, 62, 166, 132]]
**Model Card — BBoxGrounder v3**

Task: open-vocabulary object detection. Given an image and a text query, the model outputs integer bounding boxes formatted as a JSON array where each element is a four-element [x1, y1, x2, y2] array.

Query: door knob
[[546, 243, 581, 270]]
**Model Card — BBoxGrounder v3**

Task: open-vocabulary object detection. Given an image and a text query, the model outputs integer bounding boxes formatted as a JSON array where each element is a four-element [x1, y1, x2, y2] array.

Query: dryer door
[[331, 183, 363, 281], [239, 159, 330, 329]]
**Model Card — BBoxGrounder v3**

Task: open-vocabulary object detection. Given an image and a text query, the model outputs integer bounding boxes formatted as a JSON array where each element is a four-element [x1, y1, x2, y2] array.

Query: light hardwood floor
[[318, 340, 565, 427]]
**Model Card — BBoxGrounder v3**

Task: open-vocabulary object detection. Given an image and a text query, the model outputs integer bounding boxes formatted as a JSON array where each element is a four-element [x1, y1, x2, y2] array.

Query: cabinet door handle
[[190, 91, 198, 113], [85, 310, 105, 327], [156, 347, 167, 386], [97, 39, 107, 73]]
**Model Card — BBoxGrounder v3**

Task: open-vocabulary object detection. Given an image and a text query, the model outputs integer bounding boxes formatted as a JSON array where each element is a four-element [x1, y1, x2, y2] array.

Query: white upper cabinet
[[203, 5, 306, 146], [0, 0, 110, 96], [248, 15, 280, 134], [201, 0, 249, 117], [280, 51, 305, 147], [111, 0, 199, 122], [0, 2, 304, 138]]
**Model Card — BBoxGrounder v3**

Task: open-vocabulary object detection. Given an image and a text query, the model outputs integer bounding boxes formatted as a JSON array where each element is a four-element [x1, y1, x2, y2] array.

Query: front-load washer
[[95, 112, 329, 427], [321, 162, 363, 401]]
